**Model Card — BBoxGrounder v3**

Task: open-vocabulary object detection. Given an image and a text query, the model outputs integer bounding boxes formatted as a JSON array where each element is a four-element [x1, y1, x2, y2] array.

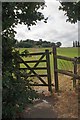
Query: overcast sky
[[14, 0, 78, 47]]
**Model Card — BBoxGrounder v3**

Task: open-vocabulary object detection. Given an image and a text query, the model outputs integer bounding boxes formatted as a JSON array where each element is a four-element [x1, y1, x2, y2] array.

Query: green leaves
[[59, 1, 80, 23], [2, 69, 38, 118], [2, 48, 39, 118], [2, 2, 47, 118], [2, 2, 46, 31]]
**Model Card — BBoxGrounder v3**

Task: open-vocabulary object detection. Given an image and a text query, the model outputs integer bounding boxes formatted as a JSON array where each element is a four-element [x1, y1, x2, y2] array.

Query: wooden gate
[[15, 49, 53, 92]]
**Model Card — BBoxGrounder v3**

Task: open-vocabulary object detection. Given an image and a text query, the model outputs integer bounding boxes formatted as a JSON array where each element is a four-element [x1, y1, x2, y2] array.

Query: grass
[[57, 47, 79, 58], [17, 47, 78, 57], [17, 47, 79, 79]]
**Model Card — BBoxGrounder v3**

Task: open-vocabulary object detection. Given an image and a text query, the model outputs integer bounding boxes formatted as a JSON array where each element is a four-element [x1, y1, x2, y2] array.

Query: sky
[[14, 0, 78, 47]]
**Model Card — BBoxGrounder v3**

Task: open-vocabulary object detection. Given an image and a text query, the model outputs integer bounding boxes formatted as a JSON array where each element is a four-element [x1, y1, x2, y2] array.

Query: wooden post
[[45, 49, 52, 93], [73, 57, 77, 88], [52, 46, 59, 92]]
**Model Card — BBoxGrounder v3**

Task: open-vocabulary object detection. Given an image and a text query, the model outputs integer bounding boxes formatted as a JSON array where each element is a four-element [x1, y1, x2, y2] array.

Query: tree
[[75, 41, 78, 47], [59, 1, 80, 23], [73, 41, 75, 47], [15, 39, 56, 48], [73, 41, 80, 47], [78, 41, 80, 47], [56, 42, 62, 47], [2, 2, 47, 119], [2, 2, 47, 70]]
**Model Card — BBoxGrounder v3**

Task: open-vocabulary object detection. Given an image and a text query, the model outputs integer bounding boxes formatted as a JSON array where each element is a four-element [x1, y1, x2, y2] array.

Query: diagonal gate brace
[[26, 53, 46, 79], [17, 54, 47, 85]]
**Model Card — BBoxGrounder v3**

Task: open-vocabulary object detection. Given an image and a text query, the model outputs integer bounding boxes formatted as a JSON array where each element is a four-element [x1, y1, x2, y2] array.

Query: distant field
[[18, 47, 78, 57], [17, 47, 79, 79]]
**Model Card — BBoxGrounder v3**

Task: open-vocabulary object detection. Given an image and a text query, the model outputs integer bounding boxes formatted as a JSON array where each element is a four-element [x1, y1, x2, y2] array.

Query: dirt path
[[22, 98, 57, 118], [21, 90, 58, 118], [20, 75, 78, 118]]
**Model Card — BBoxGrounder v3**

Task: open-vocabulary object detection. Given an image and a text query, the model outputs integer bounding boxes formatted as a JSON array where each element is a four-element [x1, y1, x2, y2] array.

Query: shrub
[[2, 50, 38, 119]]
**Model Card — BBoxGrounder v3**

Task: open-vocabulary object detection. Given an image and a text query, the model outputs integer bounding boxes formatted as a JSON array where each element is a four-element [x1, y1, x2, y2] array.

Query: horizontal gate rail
[[18, 60, 47, 63], [19, 67, 47, 70], [20, 51, 51, 56], [29, 84, 54, 86], [20, 74, 47, 77]]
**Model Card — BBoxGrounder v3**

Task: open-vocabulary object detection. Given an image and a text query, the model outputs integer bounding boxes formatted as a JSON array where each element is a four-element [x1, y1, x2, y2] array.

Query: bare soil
[[21, 74, 78, 118]]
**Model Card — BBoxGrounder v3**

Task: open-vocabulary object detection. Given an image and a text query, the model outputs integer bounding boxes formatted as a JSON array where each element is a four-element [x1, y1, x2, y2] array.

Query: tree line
[[15, 39, 62, 48], [73, 41, 80, 47]]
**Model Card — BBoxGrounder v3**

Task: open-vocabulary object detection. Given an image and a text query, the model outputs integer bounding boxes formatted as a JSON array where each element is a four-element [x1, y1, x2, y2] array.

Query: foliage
[[15, 39, 61, 48], [56, 42, 62, 47], [2, 2, 47, 119], [2, 49, 39, 119], [59, 1, 80, 23], [73, 41, 80, 47], [2, 2, 47, 30], [3, 56, 38, 118]]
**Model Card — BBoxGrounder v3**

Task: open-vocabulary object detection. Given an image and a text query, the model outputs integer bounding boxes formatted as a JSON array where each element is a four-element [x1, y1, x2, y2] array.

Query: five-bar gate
[[15, 49, 53, 92]]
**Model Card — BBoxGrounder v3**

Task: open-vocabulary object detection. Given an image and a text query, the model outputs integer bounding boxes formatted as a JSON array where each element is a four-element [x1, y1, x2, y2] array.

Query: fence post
[[52, 46, 59, 92], [45, 49, 52, 93], [73, 57, 77, 88]]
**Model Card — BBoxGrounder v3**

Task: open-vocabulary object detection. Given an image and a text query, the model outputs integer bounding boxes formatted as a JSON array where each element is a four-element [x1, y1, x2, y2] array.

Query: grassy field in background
[[18, 47, 78, 57], [17, 47, 79, 78]]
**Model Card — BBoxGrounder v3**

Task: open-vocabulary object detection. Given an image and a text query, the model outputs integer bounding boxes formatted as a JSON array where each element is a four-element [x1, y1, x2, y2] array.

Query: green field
[[18, 47, 79, 57], [17, 47, 79, 78]]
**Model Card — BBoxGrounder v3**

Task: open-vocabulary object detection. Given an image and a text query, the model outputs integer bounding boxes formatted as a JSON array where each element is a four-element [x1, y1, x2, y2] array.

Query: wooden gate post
[[73, 57, 77, 88], [45, 49, 52, 92], [52, 46, 59, 92]]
